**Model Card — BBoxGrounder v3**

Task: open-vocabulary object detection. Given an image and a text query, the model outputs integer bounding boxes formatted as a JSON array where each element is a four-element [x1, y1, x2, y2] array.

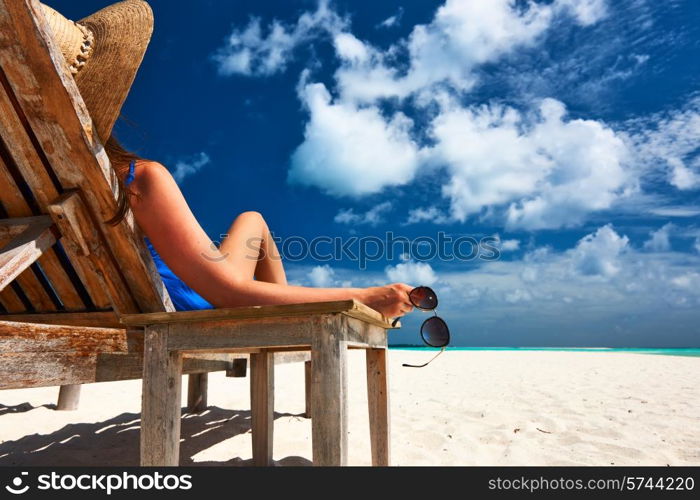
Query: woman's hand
[[358, 283, 415, 318]]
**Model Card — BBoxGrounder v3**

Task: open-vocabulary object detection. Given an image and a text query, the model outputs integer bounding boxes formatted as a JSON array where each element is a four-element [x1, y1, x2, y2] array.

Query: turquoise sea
[[389, 347, 700, 357]]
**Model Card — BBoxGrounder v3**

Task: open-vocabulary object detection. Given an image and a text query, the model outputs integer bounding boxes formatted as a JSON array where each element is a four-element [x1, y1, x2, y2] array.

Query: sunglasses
[[392, 286, 450, 368]]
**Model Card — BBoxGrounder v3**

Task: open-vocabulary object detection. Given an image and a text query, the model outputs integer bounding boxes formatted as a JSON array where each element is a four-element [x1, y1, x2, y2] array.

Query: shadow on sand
[[0, 404, 311, 466]]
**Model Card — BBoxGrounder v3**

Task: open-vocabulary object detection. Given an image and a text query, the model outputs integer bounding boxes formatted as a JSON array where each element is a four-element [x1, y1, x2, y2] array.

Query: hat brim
[[74, 0, 153, 142]]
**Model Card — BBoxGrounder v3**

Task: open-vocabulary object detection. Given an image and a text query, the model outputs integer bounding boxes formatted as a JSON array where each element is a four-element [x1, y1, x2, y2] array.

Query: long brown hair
[[104, 134, 149, 225]]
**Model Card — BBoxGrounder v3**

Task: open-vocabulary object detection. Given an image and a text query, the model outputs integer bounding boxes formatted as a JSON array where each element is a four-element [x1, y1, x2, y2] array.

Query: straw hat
[[40, 0, 154, 142]]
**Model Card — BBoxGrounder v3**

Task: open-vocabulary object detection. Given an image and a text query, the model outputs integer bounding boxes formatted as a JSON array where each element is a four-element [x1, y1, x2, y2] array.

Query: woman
[[108, 137, 414, 317], [44, 0, 414, 319]]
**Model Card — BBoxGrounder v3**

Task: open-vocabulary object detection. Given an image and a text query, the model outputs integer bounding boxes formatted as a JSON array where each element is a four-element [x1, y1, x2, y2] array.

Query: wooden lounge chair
[[0, 0, 240, 414], [0, 0, 394, 466]]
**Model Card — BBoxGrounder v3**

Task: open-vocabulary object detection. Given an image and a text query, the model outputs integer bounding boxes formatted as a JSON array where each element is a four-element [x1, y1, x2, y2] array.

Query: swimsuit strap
[[125, 159, 136, 186]]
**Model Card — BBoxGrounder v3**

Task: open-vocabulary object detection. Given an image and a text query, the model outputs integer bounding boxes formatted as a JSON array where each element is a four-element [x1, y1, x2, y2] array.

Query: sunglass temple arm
[[402, 347, 446, 368]]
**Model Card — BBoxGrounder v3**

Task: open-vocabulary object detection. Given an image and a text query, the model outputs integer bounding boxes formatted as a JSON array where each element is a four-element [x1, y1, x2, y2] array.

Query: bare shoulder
[[130, 160, 177, 195], [133, 159, 171, 180]]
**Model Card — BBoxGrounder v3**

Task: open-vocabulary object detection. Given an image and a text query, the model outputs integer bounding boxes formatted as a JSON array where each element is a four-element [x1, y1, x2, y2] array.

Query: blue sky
[[52, 0, 700, 347]]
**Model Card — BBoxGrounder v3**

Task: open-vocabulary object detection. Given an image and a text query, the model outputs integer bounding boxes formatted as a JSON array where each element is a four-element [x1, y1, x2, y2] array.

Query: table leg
[[187, 373, 207, 413], [250, 351, 274, 465], [366, 348, 390, 465], [141, 324, 182, 466], [311, 322, 348, 465], [304, 360, 312, 418]]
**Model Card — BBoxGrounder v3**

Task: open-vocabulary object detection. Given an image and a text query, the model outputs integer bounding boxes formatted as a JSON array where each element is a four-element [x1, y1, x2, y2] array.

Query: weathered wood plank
[[0, 284, 25, 312], [0, 0, 173, 313], [273, 350, 311, 363], [161, 314, 387, 353], [10, 270, 55, 311], [1, 321, 260, 360], [56, 384, 80, 411], [0, 216, 56, 291], [0, 319, 128, 352], [166, 315, 316, 351], [226, 357, 247, 377], [184, 352, 253, 361], [121, 299, 392, 328], [304, 360, 312, 418], [46, 192, 90, 256], [0, 158, 53, 309], [181, 355, 247, 374], [186, 373, 207, 413], [0, 154, 95, 309], [366, 348, 390, 466], [342, 315, 389, 349], [141, 324, 181, 466], [0, 88, 57, 213], [311, 316, 348, 466], [0, 216, 38, 243], [250, 351, 274, 466], [48, 190, 138, 314], [0, 311, 121, 328], [0, 351, 246, 389], [0, 351, 98, 388]]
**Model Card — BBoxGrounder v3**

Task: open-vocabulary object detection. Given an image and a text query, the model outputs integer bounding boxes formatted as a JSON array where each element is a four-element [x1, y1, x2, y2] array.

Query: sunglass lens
[[421, 316, 450, 347], [410, 286, 438, 310]]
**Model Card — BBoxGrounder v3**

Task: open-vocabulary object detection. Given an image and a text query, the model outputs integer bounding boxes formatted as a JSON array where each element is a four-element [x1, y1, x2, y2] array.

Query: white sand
[[0, 350, 698, 466]]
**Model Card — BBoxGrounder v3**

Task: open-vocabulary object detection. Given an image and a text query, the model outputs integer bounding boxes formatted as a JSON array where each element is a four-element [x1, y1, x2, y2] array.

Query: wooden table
[[121, 300, 394, 466]]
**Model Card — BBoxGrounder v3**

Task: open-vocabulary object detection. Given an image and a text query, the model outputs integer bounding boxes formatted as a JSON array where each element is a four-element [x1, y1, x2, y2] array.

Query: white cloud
[[217, 0, 632, 230], [643, 223, 674, 252], [334, 201, 392, 225], [215, 0, 608, 95], [670, 272, 700, 290], [569, 224, 629, 278], [307, 264, 353, 288], [288, 81, 420, 196], [404, 206, 451, 225], [555, 0, 607, 26], [520, 265, 538, 283], [385, 260, 438, 286], [308, 265, 335, 287], [431, 98, 631, 229], [220, 1, 700, 234], [505, 288, 532, 304], [437, 225, 700, 334], [213, 0, 346, 76], [648, 206, 700, 218], [294, 93, 632, 229], [377, 7, 403, 29], [288, 224, 700, 340], [287, 264, 357, 288], [333, 33, 370, 64], [335, 0, 606, 103], [627, 96, 700, 191], [493, 234, 521, 252], [669, 158, 700, 190], [501, 239, 521, 252], [172, 152, 210, 183]]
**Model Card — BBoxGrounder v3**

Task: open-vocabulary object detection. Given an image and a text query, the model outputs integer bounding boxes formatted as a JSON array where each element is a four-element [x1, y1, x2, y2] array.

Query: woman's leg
[[218, 211, 287, 285]]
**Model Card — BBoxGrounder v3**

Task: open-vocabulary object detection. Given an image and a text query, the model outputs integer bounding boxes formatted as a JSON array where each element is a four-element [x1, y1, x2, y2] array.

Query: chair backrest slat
[[0, 0, 174, 318], [12, 270, 54, 310], [0, 90, 112, 311], [0, 98, 98, 311], [0, 285, 26, 312]]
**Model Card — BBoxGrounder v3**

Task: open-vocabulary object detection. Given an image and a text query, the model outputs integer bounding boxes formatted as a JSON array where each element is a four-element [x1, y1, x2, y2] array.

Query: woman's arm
[[128, 161, 413, 317]]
